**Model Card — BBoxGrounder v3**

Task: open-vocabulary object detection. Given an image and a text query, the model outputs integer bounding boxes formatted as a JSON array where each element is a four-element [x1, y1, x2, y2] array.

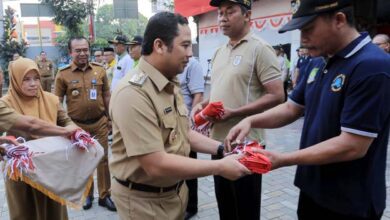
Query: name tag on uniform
[[90, 89, 97, 100]]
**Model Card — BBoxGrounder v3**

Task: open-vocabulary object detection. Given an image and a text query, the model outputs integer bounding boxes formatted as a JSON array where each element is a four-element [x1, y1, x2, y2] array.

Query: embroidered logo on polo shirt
[[307, 68, 319, 84], [233, 55, 242, 66], [331, 74, 346, 92], [291, 0, 301, 14]]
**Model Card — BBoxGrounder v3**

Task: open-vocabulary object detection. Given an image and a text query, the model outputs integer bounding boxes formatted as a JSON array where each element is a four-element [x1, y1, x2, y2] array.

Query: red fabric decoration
[[231, 140, 272, 174]]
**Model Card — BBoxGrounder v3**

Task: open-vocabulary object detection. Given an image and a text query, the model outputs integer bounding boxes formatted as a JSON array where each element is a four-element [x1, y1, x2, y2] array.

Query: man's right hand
[[224, 118, 252, 152], [216, 154, 251, 180], [190, 102, 204, 122]]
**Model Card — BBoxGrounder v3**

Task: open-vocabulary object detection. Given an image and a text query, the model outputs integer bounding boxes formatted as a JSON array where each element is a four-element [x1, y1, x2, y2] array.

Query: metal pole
[[37, 17, 43, 51]]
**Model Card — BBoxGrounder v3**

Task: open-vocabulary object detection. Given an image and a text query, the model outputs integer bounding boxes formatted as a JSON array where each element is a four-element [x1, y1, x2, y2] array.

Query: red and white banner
[[200, 13, 292, 36]]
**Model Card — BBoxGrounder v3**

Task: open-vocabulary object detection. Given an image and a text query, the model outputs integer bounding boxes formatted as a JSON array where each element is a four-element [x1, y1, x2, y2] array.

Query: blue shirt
[[178, 58, 205, 112], [289, 33, 390, 217]]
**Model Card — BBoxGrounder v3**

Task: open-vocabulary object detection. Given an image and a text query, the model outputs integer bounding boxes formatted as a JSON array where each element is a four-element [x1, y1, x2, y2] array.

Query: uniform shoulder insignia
[[129, 72, 148, 86], [91, 62, 103, 67], [58, 64, 71, 71]]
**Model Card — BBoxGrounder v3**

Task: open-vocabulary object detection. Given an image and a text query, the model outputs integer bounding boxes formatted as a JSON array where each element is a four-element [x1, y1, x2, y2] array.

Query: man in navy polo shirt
[[225, 0, 390, 219]]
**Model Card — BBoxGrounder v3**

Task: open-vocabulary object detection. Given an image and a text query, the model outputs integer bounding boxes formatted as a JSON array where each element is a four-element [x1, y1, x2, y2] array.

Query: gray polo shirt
[[178, 57, 205, 112]]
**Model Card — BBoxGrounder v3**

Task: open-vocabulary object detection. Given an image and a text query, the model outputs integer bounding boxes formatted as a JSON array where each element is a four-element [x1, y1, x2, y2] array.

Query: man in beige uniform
[[191, 1, 284, 219], [54, 36, 116, 211], [36, 51, 54, 92], [110, 12, 250, 220]]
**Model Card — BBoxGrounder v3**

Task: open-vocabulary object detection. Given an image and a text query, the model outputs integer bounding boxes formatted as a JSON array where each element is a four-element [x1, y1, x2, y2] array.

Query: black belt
[[71, 114, 105, 125], [114, 177, 183, 193]]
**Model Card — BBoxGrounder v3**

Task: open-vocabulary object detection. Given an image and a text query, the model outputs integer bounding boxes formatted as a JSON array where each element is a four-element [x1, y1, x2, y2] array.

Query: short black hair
[[68, 36, 90, 52], [142, 12, 188, 56], [321, 6, 355, 27]]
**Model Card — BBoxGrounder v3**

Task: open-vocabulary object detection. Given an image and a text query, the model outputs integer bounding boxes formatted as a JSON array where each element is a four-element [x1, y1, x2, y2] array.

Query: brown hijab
[[2, 57, 58, 124]]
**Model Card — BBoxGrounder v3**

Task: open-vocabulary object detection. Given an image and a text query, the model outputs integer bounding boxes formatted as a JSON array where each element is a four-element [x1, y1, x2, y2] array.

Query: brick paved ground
[[1, 118, 389, 220]]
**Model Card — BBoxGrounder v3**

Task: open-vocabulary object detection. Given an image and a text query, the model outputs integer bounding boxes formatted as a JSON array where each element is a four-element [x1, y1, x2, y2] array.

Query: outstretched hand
[[224, 118, 252, 152]]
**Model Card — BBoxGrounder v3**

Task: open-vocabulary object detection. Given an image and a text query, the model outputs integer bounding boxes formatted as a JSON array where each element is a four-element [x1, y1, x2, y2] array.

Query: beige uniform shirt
[[55, 62, 110, 121], [36, 59, 54, 77], [0, 100, 19, 132], [109, 58, 190, 187], [209, 32, 281, 142]]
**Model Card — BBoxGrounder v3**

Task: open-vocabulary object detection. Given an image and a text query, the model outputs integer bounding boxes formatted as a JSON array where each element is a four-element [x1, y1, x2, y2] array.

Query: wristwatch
[[216, 143, 225, 158]]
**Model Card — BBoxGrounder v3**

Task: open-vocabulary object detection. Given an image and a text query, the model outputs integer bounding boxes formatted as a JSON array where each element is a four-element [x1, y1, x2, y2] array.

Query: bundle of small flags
[[3, 143, 36, 181], [192, 101, 225, 136], [70, 129, 95, 151], [231, 140, 272, 174]]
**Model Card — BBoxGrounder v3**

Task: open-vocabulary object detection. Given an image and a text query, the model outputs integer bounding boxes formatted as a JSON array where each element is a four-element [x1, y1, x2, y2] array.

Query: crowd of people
[[0, 0, 389, 220]]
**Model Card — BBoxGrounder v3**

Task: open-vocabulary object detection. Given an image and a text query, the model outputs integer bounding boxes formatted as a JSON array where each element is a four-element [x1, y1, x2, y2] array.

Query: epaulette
[[129, 72, 148, 86], [91, 62, 103, 67], [58, 64, 71, 71]]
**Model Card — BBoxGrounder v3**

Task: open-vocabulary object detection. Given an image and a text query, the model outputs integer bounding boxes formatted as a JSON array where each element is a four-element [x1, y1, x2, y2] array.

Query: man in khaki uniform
[[54, 36, 116, 211], [0, 100, 78, 145], [191, 1, 284, 219], [109, 12, 250, 220], [36, 51, 54, 92]]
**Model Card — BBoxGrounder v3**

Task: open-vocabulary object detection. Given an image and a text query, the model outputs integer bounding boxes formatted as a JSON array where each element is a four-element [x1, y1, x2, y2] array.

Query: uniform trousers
[[40, 76, 53, 93], [185, 150, 198, 213], [76, 116, 111, 199], [5, 179, 68, 220], [297, 192, 383, 220], [112, 179, 188, 220], [213, 153, 262, 220]]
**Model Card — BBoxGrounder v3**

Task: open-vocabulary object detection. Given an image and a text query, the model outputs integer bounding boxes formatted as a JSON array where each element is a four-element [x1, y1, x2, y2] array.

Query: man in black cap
[[128, 35, 143, 68], [108, 35, 133, 91], [191, 0, 284, 219], [226, 0, 390, 219]]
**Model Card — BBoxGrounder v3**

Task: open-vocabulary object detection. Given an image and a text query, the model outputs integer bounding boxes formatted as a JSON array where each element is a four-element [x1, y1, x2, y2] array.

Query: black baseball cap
[[210, 0, 251, 10], [279, 0, 352, 33], [108, 35, 130, 44], [128, 35, 143, 45]]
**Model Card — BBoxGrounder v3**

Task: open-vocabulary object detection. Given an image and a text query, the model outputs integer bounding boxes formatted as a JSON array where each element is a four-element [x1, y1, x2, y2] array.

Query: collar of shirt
[[118, 52, 128, 61], [133, 59, 139, 68], [71, 62, 92, 72], [227, 31, 252, 49], [108, 59, 116, 67], [335, 32, 371, 59], [138, 57, 179, 93]]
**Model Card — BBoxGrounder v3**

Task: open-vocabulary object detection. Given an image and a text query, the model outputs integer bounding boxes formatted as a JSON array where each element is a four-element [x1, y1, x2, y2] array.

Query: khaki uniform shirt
[[109, 58, 190, 187], [209, 32, 281, 142], [55, 62, 110, 122], [0, 100, 19, 132], [36, 59, 54, 77]]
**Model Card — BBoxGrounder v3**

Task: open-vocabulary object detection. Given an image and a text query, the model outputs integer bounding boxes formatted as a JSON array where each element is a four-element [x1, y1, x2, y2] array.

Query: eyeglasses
[[73, 48, 90, 54]]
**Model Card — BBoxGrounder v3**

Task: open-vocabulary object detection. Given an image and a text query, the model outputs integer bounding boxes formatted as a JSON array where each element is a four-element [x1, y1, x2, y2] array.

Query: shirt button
[[323, 69, 328, 74]]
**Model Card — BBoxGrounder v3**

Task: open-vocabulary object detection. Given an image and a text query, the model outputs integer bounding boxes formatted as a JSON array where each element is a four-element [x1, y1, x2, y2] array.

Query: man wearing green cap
[[226, 0, 390, 219], [192, 0, 284, 219]]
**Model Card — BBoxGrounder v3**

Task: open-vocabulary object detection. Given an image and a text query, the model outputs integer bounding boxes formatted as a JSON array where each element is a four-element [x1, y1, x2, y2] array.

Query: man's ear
[[245, 10, 252, 23], [154, 38, 165, 54]]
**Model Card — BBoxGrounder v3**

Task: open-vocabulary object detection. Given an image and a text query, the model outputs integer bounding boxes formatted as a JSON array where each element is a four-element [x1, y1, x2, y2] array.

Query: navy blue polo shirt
[[296, 56, 312, 85], [289, 32, 390, 217]]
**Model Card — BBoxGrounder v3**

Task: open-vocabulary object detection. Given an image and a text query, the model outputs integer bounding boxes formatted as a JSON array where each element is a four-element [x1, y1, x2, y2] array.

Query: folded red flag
[[194, 101, 225, 126], [192, 102, 225, 136], [230, 140, 272, 174]]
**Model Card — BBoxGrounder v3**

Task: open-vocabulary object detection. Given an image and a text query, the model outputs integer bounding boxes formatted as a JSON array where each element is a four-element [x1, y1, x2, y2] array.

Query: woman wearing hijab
[[2, 57, 76, 220]]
